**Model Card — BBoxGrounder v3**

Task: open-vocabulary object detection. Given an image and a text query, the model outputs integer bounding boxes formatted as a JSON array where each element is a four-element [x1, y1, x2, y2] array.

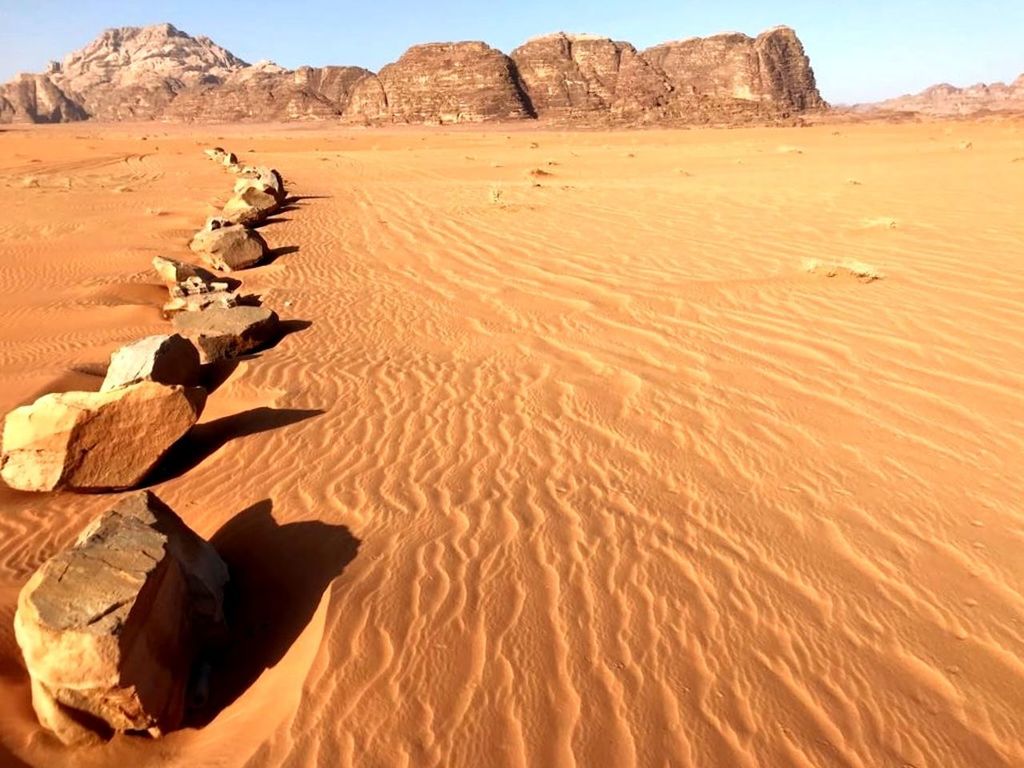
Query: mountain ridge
[[1, 22, 825, 125]]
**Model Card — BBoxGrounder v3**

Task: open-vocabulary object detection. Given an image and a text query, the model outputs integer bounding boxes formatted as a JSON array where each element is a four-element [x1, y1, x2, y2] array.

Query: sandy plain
[[0, 119, 1022, 768]]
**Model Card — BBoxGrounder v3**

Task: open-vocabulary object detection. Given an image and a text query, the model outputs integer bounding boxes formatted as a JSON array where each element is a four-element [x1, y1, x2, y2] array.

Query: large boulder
[[171, 305, 280, 363], [189, 220, 267, 271], [221, 186, 279, 226], [101, 334, 201, 392], [234, 166, 285, 202], [0, 382, 206, 492], [14, 491, 229, 745]]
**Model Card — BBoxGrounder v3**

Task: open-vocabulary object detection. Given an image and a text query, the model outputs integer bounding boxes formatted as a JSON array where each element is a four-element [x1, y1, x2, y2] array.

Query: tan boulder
[[100, 334, 201, 392], [221, 185, 279, 226], [14, 491, 229, 745], [189, 220, 267, 271], [235, 166, 285, 202], [1, 382, 206, 492], [203, 147, 226, 160], [163, 290, 241, 315], [172, 305, 280, 363], [221, 151, 237, 166], [152, 255, 216, 285]]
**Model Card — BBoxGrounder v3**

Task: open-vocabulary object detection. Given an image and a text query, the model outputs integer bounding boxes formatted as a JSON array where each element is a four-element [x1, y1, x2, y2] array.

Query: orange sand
[[0, 119, 1022, 767]]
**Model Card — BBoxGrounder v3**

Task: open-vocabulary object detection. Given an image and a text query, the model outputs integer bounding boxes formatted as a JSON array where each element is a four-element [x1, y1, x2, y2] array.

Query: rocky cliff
[[0, 73, 86, 123], [374, 42, 534, 124], [510, 34, 671, 119], [642, 26, 824, 112], [160, 62, 376, 121], [860, 74, 1024, 116], [1, 22, 826, 125]]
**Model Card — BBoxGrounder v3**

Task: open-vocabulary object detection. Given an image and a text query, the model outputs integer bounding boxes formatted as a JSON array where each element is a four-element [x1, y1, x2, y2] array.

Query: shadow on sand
[[189, 499, 360, 725], [146, 407, 324, 484]]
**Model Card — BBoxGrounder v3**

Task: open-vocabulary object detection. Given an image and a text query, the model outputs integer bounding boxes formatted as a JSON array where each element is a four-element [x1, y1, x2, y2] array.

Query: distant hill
[[857, 74, 1024, 116]]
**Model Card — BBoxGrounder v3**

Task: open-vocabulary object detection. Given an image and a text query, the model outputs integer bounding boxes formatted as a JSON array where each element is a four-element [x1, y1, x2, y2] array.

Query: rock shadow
[[264, 245, 299, 265], [146, 407, 324, 483], [189, 499, 359, 725]]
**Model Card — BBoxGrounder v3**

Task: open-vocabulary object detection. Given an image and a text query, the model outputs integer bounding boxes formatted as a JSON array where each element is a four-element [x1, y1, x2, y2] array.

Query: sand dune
[[0, 120, 1022, 767]]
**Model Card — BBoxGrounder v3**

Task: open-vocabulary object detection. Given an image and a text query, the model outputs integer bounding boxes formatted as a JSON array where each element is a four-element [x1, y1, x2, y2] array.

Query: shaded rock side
[[641, 26, 824, 112], [0, 382, 206, 492], [14, 491, 228, 745], [101, 334, 201, 392], [374, 42, 534, 124], [0, 74, 87, 124], [511, 34, 671, 119]]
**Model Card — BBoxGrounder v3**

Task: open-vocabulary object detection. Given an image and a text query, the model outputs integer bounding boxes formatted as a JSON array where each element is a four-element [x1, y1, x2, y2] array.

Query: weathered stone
[[101, 334, 201, 391], [222, 151, 238, 166], [169, 275, 232, 297], [189, 221, 267, 271], [171, 305, 279, 363], [0, 382, 206, 492], [14, 491, 228, 745], [163, 291, 241, 315], [221, 186, 279, 226], [203, 146, 225, 159], [234, 166, 285, 202], [152, 255, 216, 285]]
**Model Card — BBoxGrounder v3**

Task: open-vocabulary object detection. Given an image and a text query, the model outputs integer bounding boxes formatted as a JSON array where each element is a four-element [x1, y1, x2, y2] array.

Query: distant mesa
[[0, 21, 826, 126], [856, 73, 1024, 116]]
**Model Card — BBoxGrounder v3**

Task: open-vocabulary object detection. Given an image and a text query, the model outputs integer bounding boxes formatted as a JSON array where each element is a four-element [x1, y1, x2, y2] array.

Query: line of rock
[[1, 149, 298, 747]]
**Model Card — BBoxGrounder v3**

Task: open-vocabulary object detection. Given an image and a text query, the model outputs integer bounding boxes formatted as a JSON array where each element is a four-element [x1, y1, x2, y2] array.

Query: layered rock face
[[374, 42, 534, 123], [14, 491, 229, 745], [161, 62, 376, 121], [510, 34, 671, 119], [0, 73, 86, 123], [863, 74, 1024, 115], [642, 26, 824, 111], [1, 22, 825, 125]]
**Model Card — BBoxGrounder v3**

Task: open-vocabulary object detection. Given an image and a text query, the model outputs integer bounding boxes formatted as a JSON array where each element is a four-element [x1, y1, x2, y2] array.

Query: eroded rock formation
[[1, 22, 826, 125]]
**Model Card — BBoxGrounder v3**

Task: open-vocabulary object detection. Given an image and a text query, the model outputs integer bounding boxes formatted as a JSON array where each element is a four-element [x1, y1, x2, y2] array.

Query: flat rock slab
[[101, 334, 201, 391], [14, 491, 229, 745], [1, 382, 206, 492], [171, 305, 280, 363]]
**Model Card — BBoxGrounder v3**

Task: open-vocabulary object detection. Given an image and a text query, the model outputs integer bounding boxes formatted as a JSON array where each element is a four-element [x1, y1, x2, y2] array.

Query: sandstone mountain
[[860, 74, 1024, 116], [0, 22, 826, 126]]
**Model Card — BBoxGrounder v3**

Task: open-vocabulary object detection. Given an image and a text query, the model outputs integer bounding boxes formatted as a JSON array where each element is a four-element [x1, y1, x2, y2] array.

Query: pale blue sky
[[0, 0, 1021, 103]]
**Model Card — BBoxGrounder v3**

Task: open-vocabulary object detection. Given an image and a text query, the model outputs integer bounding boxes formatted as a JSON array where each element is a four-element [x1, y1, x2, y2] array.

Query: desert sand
[[0, 119, 1022, 767]]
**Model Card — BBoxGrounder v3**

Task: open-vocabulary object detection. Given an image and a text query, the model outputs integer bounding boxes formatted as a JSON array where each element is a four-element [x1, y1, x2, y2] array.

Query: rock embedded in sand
[[222, 151, 238, 166], [0, 381, 206, 492], [237, 165, 285, 202], [100, 333, 201, 391], [14, 490, 229, 745], [152, 255, 216, 285], [189, 220, 268, 271], [171, 305, 280, 362], [221, 185, 280, 226]]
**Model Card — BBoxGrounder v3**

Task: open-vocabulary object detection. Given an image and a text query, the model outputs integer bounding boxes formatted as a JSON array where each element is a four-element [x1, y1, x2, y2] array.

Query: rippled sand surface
[[0, 119, 1022, 768]]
